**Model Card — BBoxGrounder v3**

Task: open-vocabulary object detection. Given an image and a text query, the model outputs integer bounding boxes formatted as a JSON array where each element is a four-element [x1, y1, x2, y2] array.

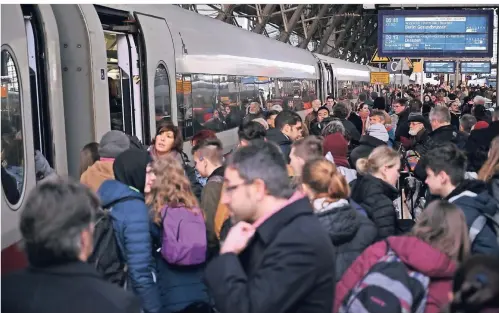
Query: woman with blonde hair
[[478, 135, 499, 203], [145, 156, 210, 313], [335, 200, 470, 313], [350, 145, 400, 239], [301, 158, 377, 281]]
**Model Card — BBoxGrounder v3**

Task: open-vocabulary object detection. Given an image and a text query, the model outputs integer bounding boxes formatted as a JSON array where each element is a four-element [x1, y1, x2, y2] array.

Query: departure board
[[378, 10, 494, 58], [424, 61, 456, 73], [460, 61, 491, 74]]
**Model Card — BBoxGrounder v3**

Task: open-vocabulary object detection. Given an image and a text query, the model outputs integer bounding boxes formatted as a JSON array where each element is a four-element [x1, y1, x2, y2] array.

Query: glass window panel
[[154, 63, 171, 123]]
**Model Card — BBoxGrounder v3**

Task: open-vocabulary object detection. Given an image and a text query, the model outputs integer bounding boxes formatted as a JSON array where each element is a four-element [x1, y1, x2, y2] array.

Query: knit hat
[[373, 97, 386, 111], [98, 130, 130, 158], [367, 123, 389, 143], [408, 113, 427, 125], [323, 132, 349, 168], [474, 121, 489, 130]]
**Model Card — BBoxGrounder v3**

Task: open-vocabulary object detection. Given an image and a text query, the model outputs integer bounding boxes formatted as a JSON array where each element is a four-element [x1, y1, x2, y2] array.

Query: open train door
[[134, 13, 177, 141], [1, 4, 36, 272]]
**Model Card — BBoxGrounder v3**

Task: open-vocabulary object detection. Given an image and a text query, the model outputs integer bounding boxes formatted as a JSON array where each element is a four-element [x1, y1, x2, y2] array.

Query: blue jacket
[[150, 222, 210, 313], [98, 180, 161, 313], [447, 180, 499, 257]]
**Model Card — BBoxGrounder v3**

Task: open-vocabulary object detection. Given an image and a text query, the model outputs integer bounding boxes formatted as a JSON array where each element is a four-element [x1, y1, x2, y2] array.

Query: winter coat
[[201, 166, 225, 257], [97, 180, 161, 313], [350, 174, 398, 240], [446, 180, 499, 256], [465, 121, 499, 172], [395, 109, 410, 142], [266, 128, 292, 163], [349, 135, 387, 169], [81, 160, 114, 193], [150, 221, 209, 313], [334, 236, 457, 313], [205, 197, 335, 313], [313, 198, 377, 281]]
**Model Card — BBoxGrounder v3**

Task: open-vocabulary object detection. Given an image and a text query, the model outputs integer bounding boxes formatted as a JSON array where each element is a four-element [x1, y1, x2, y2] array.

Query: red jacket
[[334, 236, 456, 313]]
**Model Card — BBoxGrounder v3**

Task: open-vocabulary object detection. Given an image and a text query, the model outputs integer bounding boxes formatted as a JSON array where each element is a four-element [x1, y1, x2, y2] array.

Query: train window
[[154, 63, 171, 123], [1, 49, 24, 205]]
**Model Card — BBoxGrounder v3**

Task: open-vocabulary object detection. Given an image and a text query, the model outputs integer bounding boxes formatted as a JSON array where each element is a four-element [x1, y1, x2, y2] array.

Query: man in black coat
[[266, 110, 303, 163], [205, 140, 335, 313], [465, 107, 499, 172], [393, 98, 410, 142], [414, 106, 468, 181], [2, 178, 140, 313]]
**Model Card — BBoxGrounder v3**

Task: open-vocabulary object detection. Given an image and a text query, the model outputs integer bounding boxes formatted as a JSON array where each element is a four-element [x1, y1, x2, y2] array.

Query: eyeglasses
[[223, 181, 252, 193]]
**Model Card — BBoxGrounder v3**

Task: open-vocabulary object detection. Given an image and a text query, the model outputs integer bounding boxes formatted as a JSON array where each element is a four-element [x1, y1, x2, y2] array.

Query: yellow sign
[[370, 72, 390, 85], [370, 49, 391, 63], [413, 62, 423, 73], [182, 81, 192, 94]]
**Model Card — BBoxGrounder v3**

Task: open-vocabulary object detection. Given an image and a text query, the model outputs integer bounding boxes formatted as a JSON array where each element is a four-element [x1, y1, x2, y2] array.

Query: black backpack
[[88, 197, 136, 286]]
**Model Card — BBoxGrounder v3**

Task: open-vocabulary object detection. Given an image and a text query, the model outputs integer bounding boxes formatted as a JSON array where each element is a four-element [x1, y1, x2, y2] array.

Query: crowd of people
[[2, 82, 499, 313]]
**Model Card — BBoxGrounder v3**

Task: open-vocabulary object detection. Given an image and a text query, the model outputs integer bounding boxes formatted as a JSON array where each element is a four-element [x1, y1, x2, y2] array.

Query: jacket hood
[[359, 135, 387, 148], [446, 179, 487, 200], [387, 236, 457, 278], [83, 160, 114, 182], [266, 128, 291, 145], [97, 179, 144, 208], [447, 180, 497, 215], [351, 174, 398, 201], [314, 199, 359, 245]]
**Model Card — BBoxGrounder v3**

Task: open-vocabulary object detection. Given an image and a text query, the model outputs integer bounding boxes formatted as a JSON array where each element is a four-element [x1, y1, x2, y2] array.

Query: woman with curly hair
[[145, 156, 210, 313]]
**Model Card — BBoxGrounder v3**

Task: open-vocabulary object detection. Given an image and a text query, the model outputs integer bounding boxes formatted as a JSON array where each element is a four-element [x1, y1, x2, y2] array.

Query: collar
[[99, 157, 114, 162], [255, 193, 311, 245], [29, 261, 102, 278], [208, 166, 225, 180]]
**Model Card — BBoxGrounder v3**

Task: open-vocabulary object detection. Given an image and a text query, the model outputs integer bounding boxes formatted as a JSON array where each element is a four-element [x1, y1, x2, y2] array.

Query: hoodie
[[266, 128, 292, 163], [313, 198, 377, 281], [335, 236, 457, 313], [80, 160, 114, 193], [97, 180, 161, 313], [446, 180, 499, 256]]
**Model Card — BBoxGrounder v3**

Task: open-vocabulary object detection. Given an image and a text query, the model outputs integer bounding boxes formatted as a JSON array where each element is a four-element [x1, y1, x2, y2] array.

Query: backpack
[[87, 196, 136, 286], [469, 210, 499, 246], [161, 205, 207, 266], [339, 240, 430, 313]]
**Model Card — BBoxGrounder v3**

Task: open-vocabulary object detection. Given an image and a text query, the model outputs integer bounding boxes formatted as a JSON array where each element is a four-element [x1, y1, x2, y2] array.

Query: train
[[1, 4, 396, 272]]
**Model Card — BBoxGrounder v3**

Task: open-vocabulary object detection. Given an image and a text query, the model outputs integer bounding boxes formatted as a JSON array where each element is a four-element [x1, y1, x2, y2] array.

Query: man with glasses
[[205, 140, 335, 313]]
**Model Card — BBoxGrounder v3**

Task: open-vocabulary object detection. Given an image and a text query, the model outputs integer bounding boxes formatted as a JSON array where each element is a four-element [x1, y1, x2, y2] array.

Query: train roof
[[99, 4, 319, 80]]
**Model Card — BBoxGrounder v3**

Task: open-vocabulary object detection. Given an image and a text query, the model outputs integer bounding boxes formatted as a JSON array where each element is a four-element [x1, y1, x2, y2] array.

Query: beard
[[409, 128, 422, 136]]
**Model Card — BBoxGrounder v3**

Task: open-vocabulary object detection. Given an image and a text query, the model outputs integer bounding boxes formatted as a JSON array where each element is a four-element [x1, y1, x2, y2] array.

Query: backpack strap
[[470, 215, 487, 244], [102, 196, 142, 210]]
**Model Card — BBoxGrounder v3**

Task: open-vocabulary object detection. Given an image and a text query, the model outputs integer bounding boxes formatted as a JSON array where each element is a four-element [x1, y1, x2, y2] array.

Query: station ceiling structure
[[177, 4, 498, 66]]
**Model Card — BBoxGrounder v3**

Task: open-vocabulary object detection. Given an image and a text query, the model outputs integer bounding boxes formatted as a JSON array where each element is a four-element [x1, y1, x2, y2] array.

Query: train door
[[1, 4, 36, 270], [134, 13, 176, 142]]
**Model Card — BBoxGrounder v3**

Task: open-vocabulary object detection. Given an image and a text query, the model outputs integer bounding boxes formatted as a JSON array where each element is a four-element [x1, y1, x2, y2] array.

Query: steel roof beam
[[328, 6, 363, 57], [315, 5, 350, 54], [278, 4, 306, 42], [252, 4, 277, 34], [299, 4, 329, 49], [339, 16, 365, 59], [216, 4, 237, 22], [346, 16, 373, 61]]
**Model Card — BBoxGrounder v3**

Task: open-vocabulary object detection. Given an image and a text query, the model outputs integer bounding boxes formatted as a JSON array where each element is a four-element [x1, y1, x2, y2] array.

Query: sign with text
[[378, 10, 494, 58], [370, 72, 390, 84], [459, 61, 491, 74], [424, 61, 456, 73]]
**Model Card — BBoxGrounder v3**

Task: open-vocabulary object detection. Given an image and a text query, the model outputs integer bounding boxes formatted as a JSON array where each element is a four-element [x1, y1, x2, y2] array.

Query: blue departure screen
[[378, 10, 493, 58], [460, 62, 491, 74], [424, 61, 456, 73]]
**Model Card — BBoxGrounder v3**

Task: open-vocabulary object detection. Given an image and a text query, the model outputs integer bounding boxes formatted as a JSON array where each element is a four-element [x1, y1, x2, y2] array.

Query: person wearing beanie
[[323, 132, 357, 183], [473, 120, 489, 130], [349, 124, 388, 168], [80, 130, 131, 193], [407, 113, 430, 157], [373, 97, 386, 111]]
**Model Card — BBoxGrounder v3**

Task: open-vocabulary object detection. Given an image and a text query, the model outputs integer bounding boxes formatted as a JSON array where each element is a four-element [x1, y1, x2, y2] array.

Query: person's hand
[[220, 221, 255, 255]]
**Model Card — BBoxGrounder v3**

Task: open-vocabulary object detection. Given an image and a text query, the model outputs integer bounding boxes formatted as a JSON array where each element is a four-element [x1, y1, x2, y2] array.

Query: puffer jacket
[[446, 180, 499, 256], [489, 173, 499, 203], [334, 236, 457, 313], [349, 135, 386, 169], [350, 174, 398, 240], [313, 198, 377, 281], [98, 180, 161, 313], [150, 220, 209, 313]]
